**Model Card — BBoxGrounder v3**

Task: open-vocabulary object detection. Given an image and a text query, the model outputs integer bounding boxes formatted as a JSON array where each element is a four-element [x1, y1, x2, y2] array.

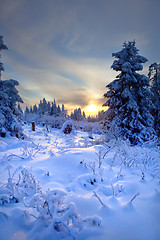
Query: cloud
[[4, 45, 115, 109], [1, 0, 160, 113], [0, 0, 24, 20]]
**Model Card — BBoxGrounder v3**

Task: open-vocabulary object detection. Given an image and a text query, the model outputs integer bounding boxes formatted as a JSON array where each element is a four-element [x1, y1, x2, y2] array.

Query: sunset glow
[[85, 104, 98, 116]]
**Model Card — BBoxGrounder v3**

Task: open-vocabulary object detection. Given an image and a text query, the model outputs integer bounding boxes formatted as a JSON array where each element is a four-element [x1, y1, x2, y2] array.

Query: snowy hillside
[[0, 124, 160, 240]]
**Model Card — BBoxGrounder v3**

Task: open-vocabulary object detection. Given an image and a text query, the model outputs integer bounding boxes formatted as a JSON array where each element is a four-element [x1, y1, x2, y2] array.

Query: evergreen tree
[[71, 108, 83, 121], [47, 101, 51, 115], [0, 36, 8, 121], [148, 63, 160, 136], [26, 98, 66, 119], [41, 98, 48, 114], [0, 36, 8, 80], [25, 106, 29, 118], [62, 104, 65, 112], [0, 36, 23, 137], [98, 110, 104, 122], [57, 104, 61, 114], [30, 106, 33, 113], [51, 99, 57, 115], [103, 40, 154, 145], [38, 100, 43, 116], [3, 79, 23, 115], [33, 104, 38, 114]]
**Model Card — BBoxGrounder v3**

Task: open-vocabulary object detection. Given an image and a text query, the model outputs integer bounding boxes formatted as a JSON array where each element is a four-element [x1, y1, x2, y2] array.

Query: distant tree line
[[24, 98, 66, 118], [70, 108, 85, 121], [24, 102, 104, 123]]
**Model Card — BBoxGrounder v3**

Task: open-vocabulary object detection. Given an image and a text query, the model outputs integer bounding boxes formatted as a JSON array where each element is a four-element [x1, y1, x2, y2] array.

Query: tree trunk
[[32, 122, 35, 131]]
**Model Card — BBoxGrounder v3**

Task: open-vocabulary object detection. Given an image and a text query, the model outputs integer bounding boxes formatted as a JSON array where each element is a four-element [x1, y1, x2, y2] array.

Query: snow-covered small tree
[[103, 40, 155, 145]]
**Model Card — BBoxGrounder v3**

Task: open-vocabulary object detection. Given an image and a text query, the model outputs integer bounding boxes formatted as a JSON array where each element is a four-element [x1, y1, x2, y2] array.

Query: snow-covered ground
[[0, 124, 160, 240]]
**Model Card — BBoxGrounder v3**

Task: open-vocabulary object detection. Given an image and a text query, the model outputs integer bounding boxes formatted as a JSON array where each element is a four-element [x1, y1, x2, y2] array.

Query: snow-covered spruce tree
[[103, 41, 154, 145], [0, 36, 8, 80], [33, 104, 38, 114], [57, 104, 61, 114], [25, 106, 29, 118], [148, 63, 160, 137], [51, 99, 57, 115], [71, 108, 83, 121], [41, 97, 48, 115], [3, 79, 23, 115], [0, 36, 23, 137]]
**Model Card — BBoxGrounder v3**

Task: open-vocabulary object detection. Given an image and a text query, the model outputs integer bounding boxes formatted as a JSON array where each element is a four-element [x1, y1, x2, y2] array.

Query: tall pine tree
[[0, 36, 23, 137], [148, 63, 160, 137], [103, 41, 154, 145]]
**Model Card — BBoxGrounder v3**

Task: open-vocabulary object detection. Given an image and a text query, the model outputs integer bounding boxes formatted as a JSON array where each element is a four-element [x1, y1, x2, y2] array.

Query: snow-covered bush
[[20, 142, 45, 158], [27, 187, 101, 239], [17, 168, 42, 197], [0, 192, 18, 205], [0, 165, 20, 205], [72, 120, 102, 134], [79, 146, 112, 181], [28, 190, 83, 239], [0, 167, 41, 204], [111, 140, 160, 183], [61, 120, 73, 134], [0, 165, 101, 239]]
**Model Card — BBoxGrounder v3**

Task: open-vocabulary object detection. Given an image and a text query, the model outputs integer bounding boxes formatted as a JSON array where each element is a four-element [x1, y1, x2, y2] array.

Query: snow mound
[[61, 120, 72, 134]]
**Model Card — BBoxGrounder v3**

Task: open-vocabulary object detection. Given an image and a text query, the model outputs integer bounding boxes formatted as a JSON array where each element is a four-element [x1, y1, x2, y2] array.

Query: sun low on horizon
[[84, 104, 102, 116]]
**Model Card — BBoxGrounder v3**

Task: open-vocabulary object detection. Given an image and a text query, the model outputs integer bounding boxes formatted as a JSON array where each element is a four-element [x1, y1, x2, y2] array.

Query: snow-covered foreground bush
[[0, 166, 101, 240], [0, 124, 160, 239]]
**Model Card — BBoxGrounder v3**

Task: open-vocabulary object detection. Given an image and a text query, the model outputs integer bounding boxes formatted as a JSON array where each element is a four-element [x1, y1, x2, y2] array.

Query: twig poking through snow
[[93, 191, 105, 207], [130, 192, 140, 203], [110, 182, 115, 196]]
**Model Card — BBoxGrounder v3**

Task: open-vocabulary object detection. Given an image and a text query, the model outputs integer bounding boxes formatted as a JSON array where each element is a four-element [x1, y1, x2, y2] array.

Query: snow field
[[0, 124, 160, 240]]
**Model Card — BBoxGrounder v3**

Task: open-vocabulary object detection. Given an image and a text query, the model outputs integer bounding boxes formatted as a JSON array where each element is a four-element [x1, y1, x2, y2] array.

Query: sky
[[0, 0, 160, 115]]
